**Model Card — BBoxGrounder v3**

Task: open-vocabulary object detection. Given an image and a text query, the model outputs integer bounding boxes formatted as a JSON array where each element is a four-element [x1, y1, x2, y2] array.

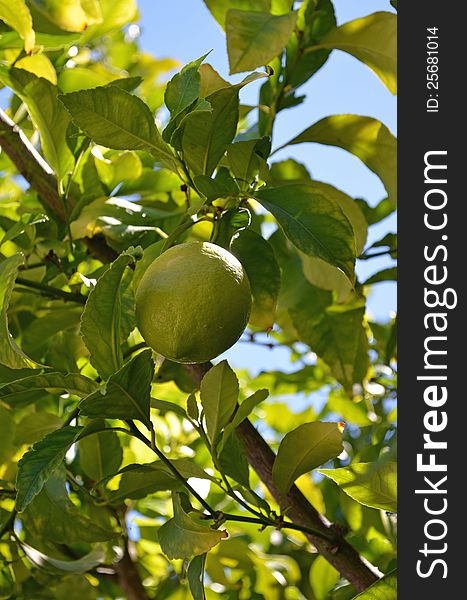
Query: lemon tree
[[0, 1, 397, 599]]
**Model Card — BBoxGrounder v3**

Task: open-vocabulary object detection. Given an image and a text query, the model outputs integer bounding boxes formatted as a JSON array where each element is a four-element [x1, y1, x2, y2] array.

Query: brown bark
[[115, 543, 150, 600]]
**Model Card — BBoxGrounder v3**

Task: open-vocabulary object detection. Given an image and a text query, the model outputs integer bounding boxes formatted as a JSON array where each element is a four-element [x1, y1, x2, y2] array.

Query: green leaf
[[15, 425, 82, 512], [219, 388, 268, 452], [29, 0, 102, 32], [0, 31, 80, 50], [319, 461, 397, 512], [0, 563, 14, 598], [215, 207, 251, 249], [14, 412, 63, 445], [225, 138, 270, 190], [109, 464, 182, 501], [0, 0, 35, 52], [367, 232, 397, 253], [309, 555, 340, 600], [22, 307, 82, 355], [279, 115, 397, 205], [255, 184, 356, 282], [314, 181, 367, 253], [218, 430, 250, 487], [200, 360, 239, 445], [94, 151, 142, 191], [285, 0, 336, 89], [327, 391, 372, 427], [0, 372, 98, 405], [187, 392, 199, 421], [0, 403, 15, 464], [158, 493, 227, 559], [363, 267, 397, 285], [107, 459, 215, 501], [290, 289, 369, 392], [316, 12, 397, 94], [22, 470, 115, 544], [300, 255, 353, 303], [10, 69, 74, 182], [21, 541, 106, 574], [81, 0, 137, 40], [187, 554, 206, 600], [165, 53, 209, 117], [231, 229, 281, 330], [298, 180, 367, 298], [180, 86, 240, 177], [48, 575, 98, 600], [151, 397, 188, 419], [199, 64, 230, 97], [80, 249, 136, 380], [0, 253, 40, 370], [355, 197, 394, 226], [79, 349, 154, 426], [272, 421, 343, 495], [203, 0, 270, 28], [0, 213, 48, 248], [15, 54, 57, 84], [194, 172, 239, 201], [226, 10, 297, 74], [59, 86, 180, 172], [352, 570, 397, 599], [79, 424, 122, 482], [270, 158, 311, 183]]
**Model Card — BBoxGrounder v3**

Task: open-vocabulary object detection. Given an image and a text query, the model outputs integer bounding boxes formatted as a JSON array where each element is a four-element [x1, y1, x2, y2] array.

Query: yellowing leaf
[[317, 12, 396, 94], [30, 0, 102, 33], [281, 115, 397, 205], [15, 54, 57, 84], [0, 0, 35, 53]]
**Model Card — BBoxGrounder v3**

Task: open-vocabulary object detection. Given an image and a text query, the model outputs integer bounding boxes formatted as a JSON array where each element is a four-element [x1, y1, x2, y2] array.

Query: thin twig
[[359, 248, 397, 260], [15, 277, 87, 304], [124, 420, 216, 517]]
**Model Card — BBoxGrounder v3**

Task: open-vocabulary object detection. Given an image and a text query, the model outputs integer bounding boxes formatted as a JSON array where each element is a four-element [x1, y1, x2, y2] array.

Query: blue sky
[[136, 0, 397, 372]]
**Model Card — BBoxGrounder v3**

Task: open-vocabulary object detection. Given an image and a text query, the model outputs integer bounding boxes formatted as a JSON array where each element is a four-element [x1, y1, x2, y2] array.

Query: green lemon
[[135, 242, 252, 364]]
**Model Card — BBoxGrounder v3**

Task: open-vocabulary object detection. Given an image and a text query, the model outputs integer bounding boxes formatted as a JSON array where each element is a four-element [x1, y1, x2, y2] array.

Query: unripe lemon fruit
[[135, 242, 252, 364]]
